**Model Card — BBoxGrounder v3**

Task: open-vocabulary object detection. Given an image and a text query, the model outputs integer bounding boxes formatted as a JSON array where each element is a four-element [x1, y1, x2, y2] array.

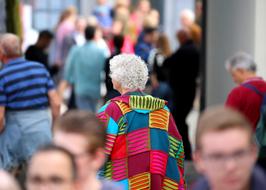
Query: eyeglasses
[[202, 148, 253, 167]]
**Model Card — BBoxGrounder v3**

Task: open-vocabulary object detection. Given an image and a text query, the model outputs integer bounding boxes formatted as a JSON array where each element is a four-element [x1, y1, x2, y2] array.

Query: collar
[[242, 77, 264, 84], [5, 57, 26, 67], [123, 89, 146, 96]]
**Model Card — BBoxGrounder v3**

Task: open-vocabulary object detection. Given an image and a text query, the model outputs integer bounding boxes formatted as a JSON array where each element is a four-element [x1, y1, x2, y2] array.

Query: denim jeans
[[0, 109, 52, 170], [75, 95, 98, 112]]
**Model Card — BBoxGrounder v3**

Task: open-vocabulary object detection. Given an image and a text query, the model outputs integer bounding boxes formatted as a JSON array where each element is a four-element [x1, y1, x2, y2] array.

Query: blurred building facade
[[203, 0, 266, 108], [0, 0, 6, 32]]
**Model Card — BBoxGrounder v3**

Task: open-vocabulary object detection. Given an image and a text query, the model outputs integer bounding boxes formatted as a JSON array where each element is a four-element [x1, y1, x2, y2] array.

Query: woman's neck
[[120, 88, 139, 95]]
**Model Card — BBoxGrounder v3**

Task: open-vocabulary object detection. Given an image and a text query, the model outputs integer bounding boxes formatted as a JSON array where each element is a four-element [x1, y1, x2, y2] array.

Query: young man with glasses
[[26, 144, 77, 190], [192, 106, 266, 190], [53, 110, 121, 190]]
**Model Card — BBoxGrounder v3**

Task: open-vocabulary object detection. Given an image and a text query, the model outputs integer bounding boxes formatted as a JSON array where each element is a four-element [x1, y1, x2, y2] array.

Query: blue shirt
[[64, 41, 106, 99], [0, 57, 55, 110], [135, 32, 153, 63], [93, 5, 113, 28]]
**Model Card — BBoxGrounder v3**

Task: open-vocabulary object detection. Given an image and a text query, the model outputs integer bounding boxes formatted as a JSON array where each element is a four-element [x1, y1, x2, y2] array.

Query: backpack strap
[[242, 83, 264, 97]]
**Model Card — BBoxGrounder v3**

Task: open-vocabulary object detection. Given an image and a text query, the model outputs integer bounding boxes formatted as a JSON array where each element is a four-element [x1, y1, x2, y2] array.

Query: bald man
[[0, 170, 21, 190], [0, 33, 60, 170]]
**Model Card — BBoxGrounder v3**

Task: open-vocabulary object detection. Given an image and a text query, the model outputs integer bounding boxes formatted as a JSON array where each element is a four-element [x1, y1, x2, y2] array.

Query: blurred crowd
[[26, 0, 202, 162], [2, 0, 266, 190]]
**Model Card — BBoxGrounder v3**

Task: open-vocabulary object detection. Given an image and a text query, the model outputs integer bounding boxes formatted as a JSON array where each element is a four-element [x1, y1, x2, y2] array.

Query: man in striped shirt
[[0, 33, 60, 170]]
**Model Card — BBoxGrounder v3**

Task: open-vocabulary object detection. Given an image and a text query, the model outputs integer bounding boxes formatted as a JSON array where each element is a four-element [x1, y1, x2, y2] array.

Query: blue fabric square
[[163, 105, 170, 112], [126, 111, 149, 133], [117, 179, 129, 190], [98, 102, 109, 113], [107, 117, 119, 135], [150, 128, 169, 153], [166, 157, 180, 182]]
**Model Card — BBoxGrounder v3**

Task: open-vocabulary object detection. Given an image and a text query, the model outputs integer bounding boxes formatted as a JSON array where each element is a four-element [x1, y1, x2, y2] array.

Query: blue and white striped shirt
[[0, 57, 55, 110]]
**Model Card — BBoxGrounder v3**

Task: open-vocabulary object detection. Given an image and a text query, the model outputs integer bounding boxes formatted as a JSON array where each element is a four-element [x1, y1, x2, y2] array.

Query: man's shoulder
[[191, 176, 210, 190], [69, 44, 81, 53], [247, 80, 266, 91], [252, 166, 266, 189], [23, 60, 47, 70], [229, 84, 248, 94], [0, 59, 44, 74], [232, 80, 266, 95], [101, 179, 122, 190]]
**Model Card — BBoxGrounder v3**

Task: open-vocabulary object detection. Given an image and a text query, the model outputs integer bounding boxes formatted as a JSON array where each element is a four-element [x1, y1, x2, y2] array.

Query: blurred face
[[180, 14, 193, 27], [26, 151, 75, 190], [229, 68, 245, 84], [149, 10, 160, 23], [139, 0, 150, 14], [145, 31, 158, 44], [53, 131, 95, 181], [95, 28, 102, 40], [112, 21, 123, 35], [116, 0, 130, 8], [76, 19, 87, 33], [194, 128, 257, 190], [97, 0, 106, 5]]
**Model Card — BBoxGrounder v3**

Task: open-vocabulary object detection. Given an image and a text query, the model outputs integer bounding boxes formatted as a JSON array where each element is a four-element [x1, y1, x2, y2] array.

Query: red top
[[225, 77, 266, 130]]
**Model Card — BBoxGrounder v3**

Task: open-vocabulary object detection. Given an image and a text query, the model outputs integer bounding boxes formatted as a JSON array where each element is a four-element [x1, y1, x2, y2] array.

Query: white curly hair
[[109, 54, 149, 90]]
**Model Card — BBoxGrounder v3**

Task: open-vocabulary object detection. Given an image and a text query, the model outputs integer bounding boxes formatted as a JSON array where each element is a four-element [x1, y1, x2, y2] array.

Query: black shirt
[[25, 45, 49, 70]]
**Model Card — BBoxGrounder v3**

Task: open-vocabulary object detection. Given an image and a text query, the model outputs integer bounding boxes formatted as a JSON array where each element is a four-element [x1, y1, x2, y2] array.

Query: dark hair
[[143, 27, 157, 35], [29, 144, 77, 180], [54, 110, 106, 154], [85, 25, 96, 40], [113, 34, 124, 50], [38, 30, 54, 39]]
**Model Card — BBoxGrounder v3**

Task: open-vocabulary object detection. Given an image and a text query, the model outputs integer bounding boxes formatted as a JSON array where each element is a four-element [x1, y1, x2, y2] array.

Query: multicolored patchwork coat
[[97, 92, 185, 190]]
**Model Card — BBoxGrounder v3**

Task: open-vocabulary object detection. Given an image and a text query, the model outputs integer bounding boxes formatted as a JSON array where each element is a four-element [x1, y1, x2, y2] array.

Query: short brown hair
[[196, 105, 253, 150], [30, 144, 77, 180], [54, 110, 106, 154]]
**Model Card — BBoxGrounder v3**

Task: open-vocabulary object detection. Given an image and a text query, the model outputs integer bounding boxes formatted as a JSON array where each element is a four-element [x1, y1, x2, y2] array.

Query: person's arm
[[0, 106, 5, 133], [150, 73, 159, 89], [97, 102, 120, 156], [59, 45, 77, 95], [48, 89, 61, 124], [0, 79, 6, 133], [57, 80, 71, 100]]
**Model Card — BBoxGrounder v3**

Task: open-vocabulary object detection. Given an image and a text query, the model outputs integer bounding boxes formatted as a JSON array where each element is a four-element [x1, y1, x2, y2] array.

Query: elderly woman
[[97, 54, 185, 190]]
